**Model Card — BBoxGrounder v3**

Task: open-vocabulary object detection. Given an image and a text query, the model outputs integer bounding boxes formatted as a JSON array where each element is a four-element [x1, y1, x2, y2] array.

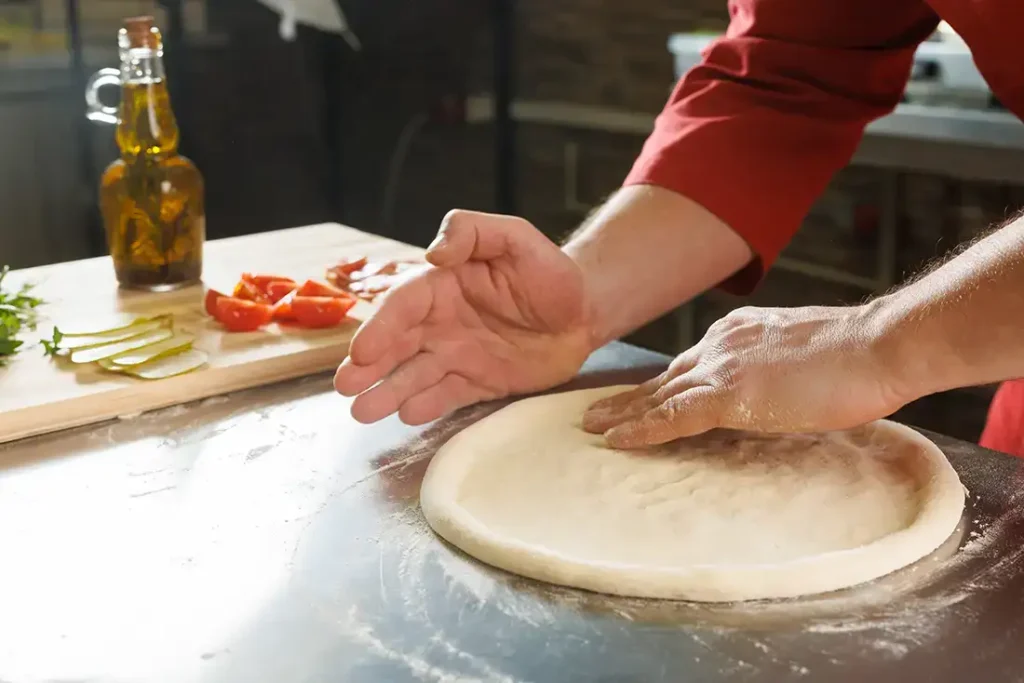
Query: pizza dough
[[420, 385, 966, 602]]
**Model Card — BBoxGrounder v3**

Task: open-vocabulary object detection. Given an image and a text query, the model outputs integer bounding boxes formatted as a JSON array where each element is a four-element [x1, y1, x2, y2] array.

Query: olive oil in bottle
[[95, 16, 204, 291]]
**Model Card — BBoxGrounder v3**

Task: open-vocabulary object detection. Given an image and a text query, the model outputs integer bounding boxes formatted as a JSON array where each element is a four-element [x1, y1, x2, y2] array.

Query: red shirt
[[625, 0, 1024, 455]]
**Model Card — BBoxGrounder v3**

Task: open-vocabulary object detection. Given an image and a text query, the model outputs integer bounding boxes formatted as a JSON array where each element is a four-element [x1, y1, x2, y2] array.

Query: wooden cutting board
[[0, 223, 423, 445]]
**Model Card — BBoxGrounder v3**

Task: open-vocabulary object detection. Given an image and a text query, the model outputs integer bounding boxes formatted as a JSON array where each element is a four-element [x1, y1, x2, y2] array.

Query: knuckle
[[668, 390, 722, 432], [666, 352, 693, 374], [708, 307, 754, 333], [706, 316, 733, 334], [441, 208, 468, 224], [500, 215, 541, 245], [732, 305, 758, 318], [690, 388, 724, 420], [439, 209, 461, 231], [725, 321, 765, 343], [515, 216, 541, 234], [651, 382, 678, 404], [707, 312, 772, 349], [702, 356, 740, 388], [439, 208, 479, 234]]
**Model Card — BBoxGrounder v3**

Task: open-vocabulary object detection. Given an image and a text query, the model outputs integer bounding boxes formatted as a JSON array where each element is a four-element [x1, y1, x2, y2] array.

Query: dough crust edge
[[419, 386, 967, 602]]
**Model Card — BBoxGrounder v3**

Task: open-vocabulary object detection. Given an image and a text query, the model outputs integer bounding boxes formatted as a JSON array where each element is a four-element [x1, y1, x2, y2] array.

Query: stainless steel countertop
[[1, 341, 1022, 682]]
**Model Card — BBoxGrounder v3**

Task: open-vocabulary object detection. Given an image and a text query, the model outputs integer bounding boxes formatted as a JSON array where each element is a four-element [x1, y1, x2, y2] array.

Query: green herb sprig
[[41, 327, 63, 357], [0, 265, 46, 366]]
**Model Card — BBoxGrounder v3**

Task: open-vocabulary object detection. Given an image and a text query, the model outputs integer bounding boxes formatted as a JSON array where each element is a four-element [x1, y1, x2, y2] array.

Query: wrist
[[561, 184, 753, 351], [861, 292, 944, 405], [563, 244, 612, 354]]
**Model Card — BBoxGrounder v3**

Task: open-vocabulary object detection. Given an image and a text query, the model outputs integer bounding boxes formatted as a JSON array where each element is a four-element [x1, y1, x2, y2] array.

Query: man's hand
[[583, 303, 909, 448], [334, 210, 594, 425]]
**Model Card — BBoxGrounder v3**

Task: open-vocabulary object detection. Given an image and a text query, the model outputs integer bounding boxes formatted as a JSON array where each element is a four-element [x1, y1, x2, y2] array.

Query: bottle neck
[[116, 45, 179, 161], [120, 44, 166, 85]]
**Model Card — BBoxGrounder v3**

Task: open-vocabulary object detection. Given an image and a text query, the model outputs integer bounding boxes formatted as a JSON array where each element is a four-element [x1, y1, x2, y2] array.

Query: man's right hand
[[333, 210, 595, 425]]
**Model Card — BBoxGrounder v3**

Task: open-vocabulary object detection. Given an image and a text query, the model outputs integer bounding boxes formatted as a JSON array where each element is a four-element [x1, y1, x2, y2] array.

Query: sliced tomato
[[331, 256, 368, 277], [242, 273, 295, 288], [352, 259, 416, 280], [291, 295, 356, 329], [214, 297, 274, 332], [241, 273, 296, 297], [232, 278, 271, 303], [272, 290, 297, 321], [325, 256, 368, 286], [204, 288, 227, 318], [265, 280, 298, 303], [351, 260, 395, 280], [296, 279, 354, 299]]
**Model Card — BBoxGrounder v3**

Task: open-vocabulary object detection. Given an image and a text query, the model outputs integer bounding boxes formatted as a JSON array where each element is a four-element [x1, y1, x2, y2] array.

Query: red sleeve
[[625, 0, 938, 294], [980, 380, 1024, 457]]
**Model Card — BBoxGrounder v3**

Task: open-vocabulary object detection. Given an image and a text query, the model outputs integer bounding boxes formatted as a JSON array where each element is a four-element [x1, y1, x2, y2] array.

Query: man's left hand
[[582, 303, 911, 448]]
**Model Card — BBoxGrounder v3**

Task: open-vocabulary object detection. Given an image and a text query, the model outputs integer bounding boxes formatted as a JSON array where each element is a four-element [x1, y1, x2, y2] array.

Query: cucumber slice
[[60, 315, 154, 337], [69, 327, 174, 364], [59, 316, 172, 350], [126, 349, 208, 379], [96, 358, 126, 372], [110, 333, 195, 367]]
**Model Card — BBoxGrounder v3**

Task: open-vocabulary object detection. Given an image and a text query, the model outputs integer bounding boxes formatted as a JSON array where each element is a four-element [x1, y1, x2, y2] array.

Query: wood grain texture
[[0, 223, 423, 445]]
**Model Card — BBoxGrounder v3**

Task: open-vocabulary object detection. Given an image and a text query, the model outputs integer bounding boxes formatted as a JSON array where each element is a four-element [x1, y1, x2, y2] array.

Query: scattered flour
[[339, 606, 485, 683], [306, 419, 1024, 680], [399, 477, 1023, 675]]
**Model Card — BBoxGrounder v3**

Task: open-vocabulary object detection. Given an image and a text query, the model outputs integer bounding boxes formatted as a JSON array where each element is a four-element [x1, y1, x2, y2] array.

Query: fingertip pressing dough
[[420, 385, 966, 602]]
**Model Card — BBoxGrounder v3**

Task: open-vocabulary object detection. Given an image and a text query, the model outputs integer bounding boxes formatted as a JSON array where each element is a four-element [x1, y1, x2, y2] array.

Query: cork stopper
[[122, 16, 158, 49]]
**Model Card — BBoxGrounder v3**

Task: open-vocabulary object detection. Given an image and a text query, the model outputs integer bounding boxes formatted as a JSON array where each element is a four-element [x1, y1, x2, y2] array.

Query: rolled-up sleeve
[[625, 0, 938, 293]]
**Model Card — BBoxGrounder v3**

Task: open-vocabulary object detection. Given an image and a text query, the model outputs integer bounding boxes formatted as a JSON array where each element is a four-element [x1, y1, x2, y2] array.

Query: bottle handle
[[85, 68, 122, 125]]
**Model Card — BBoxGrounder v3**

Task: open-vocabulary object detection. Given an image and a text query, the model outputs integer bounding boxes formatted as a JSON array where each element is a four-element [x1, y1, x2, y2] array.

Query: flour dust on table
[[419, 385, 966, 602]]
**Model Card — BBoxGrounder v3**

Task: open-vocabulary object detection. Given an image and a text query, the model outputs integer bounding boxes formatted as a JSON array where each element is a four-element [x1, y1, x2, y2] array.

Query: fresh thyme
[[0, 265, 45, 365]]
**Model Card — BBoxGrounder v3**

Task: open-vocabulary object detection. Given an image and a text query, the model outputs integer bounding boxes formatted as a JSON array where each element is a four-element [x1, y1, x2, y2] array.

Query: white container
[[668, 33, 717, 79], [669, 29, 989, 104]]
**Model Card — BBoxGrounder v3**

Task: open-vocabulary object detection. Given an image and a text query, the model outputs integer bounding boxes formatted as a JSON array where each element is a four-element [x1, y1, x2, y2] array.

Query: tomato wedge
[[265, 280, 298, 303], [291, 295, 356, 329], [241, 274, 296, 301], [233, 278, 271, 303], [331, 256, 368, 276], [242, 273, 296, 290], [272, 290, 297, 321], [296, 279, 353, 299], [214, 297, 274, 332], [204, 288, 227, 318]]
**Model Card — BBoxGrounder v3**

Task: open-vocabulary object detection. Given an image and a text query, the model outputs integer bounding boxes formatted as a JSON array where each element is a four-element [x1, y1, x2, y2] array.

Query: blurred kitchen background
[[2, 0, 1022, 441]]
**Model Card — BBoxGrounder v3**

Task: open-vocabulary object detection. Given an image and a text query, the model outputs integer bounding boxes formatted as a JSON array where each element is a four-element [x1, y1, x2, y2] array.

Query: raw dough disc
[[420, 385, 966, 602]]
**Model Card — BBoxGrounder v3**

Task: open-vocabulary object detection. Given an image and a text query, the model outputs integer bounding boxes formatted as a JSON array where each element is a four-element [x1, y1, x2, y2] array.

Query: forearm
[[876, 214, 1024, 399], [562, 185, 752, 348]]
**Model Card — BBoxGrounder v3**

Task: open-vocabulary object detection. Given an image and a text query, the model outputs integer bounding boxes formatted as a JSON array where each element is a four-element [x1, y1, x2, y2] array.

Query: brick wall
[[514, 0, 724, 109]]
